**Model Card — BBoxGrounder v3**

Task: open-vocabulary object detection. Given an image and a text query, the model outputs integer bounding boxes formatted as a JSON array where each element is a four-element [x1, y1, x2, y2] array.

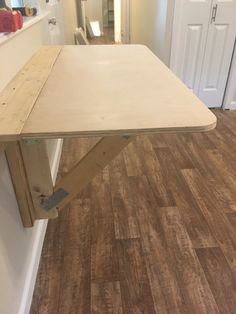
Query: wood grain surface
[[30, 109, 236, 314], [0, 46, 62, 141], [0, 143, 6, 154], [21, 45, 216, 139]]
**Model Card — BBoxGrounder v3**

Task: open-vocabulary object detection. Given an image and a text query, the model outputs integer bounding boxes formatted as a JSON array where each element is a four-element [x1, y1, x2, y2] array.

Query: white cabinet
[[171, 0, 236, 108]]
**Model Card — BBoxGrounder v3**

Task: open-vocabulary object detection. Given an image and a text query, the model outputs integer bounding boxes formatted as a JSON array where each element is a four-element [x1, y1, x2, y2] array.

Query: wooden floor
[[30, 109, 236, 314], [89, 27, 115, 45]]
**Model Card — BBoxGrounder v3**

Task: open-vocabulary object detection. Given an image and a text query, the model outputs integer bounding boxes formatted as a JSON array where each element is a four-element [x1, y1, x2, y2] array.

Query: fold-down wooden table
[[0, 45, 216, 227]]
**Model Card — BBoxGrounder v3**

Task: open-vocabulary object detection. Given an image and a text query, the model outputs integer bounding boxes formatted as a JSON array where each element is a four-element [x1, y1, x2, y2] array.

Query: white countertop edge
[[0, 11, 50, 47]]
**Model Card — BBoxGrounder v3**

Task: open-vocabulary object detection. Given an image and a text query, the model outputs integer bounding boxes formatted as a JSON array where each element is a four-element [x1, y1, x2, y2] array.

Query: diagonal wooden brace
[[42, 135, 133, 211], [5, 135, 133, 227]]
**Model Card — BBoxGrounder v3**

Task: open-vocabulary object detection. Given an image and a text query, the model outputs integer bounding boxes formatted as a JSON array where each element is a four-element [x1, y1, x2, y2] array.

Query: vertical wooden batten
[[0, 46, 62, 142], [5, 142, 35, 227], [20, 139, 58, 220]]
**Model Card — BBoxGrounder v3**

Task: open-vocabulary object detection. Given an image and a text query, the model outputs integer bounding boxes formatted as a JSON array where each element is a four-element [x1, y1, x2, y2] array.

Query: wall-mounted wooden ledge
[[0, 45, 217, 227]]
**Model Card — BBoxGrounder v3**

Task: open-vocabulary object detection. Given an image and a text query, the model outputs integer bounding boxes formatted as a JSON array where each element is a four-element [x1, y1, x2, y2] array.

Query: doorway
[[80, 0, 130, 45]]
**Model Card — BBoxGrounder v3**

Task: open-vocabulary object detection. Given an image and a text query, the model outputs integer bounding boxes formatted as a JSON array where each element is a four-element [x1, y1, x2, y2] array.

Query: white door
[[198, 0, 236, 107], [170, 0, 213, 93], [45, 0, 65, 45]]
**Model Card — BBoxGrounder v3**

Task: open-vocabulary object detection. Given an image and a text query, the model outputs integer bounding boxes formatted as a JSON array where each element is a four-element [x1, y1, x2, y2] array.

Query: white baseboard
[[228, 101, 236, 110], [18, 220, 48, 314], [223, 101, 236, 110], [18, 139, 63, 314], [50, 139, 64, 182]]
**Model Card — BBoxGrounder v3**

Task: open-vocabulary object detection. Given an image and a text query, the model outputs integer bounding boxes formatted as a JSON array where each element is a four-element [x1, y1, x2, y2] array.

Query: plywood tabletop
[[1, 45, 217, 141], [22, 45, 216, 139]]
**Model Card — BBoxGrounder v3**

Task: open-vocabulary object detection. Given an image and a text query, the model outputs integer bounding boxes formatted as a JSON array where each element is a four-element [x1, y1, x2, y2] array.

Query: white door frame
[[223, 39, 236, 109], [121, 0, 131, 44]]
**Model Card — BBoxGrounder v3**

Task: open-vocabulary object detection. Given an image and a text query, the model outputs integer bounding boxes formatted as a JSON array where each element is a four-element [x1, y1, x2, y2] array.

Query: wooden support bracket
[[5, 142, 35, 227], [5, 135, 133, 227], [0, 46, 217, 228], [20, 139, 58, 220], [6, 140, 58, 227]]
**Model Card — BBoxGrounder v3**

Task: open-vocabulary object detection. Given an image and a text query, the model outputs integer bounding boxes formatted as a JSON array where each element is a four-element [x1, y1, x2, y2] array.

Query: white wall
[[0, 17, 62, 314], [130, 0, 175, 65], [61, 0, 78, 44], [103, 0, 109, 27], [85, 0, 104, 33]]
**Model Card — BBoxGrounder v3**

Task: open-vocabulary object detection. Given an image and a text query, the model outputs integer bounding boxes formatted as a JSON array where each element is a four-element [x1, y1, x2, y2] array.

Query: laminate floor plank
[[133, 176, 187, 313], [204, 149, 236, 200], [109, 169, 140, 240], [159, 206, 219, 314], [90, 169, 113, 221], [197, 151, 236, 213], [117, 238, 156, 314], [131, 135, 177, 207], [214, 110, 236, 138], [109, 151, 128, 181], [179, 139, 218, 180], [123, 141, 143, 177], [108, 152, 140, 240], [176, 136, 236, 213], [227, 212, 236, 229], [154, 147, 217, 248], [182, 169, 236, 276], [90, 171, 119, 282], [148, 133, 168, 148], [165, 133, 213, 167], [190, 132, 217, 150], [31, 109, 236, 313], [89, 27, 115, 45], [134, 135, 162, 174], [56, 199, 92, 314], [91, 216, 119, 283], [147, 172, 176, 208], [207, 127, 236, 157], [91, 281, 123, 314], [134, 176, 218, 313], [30, 208, 69, 314], [196, 247, 236, 313]]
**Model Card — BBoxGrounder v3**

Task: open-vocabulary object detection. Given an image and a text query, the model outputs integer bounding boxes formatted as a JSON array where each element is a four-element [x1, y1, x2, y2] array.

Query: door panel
[[198, 0, 236, 107], [205, 25, 228, 88], [183, 25, 203, 90], [170, 0, 213, 93]]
